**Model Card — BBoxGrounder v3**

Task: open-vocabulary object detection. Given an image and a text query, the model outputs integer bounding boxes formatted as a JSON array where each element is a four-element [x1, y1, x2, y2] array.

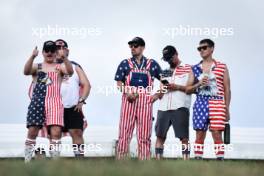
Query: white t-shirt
[[61, 65, 80, 108], [159, 63, 192, 111]]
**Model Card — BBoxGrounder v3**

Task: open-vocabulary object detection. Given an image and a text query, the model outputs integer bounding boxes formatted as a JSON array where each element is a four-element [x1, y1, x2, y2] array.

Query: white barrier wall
[[0, 124, 263, 159]]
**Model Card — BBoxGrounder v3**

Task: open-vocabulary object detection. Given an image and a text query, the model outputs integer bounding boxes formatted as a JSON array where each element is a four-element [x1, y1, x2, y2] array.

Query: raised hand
[[32, 46, 39, 58], [58, 47, 69, 59]]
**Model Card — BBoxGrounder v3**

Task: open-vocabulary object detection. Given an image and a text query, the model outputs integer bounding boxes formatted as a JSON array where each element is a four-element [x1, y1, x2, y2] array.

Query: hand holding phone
[[161, 79, 169, 85]]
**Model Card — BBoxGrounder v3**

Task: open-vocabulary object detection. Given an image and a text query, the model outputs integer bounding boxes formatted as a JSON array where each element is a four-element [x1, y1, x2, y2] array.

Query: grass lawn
[[0, 158, 263, 176]]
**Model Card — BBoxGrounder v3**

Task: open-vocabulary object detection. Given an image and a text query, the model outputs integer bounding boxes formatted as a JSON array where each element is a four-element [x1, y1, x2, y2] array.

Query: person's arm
[[166, 83, 187, 92], [114, 59, 136, 99], [63, 57, 74, 75], [185, 70, 199, 94], [76, 66, 91, 100], [24, 47, 38, 75], [117, 81, 125, 93], [223, 67, 231, 121], [117, 81, 138, 103], [168, 69, 203, 93], [150, 60, 165, 102], [152, 60, 162, 80], [185, 70, 209, 94], [151, 82, 166, 103], [59, 48, 73, 75], [74, 66, 91, 112]]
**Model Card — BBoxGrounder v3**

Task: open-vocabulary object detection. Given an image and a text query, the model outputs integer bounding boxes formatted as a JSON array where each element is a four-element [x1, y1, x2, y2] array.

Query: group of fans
[[114, 37, 231, 161], [23, 37, 231, 162]]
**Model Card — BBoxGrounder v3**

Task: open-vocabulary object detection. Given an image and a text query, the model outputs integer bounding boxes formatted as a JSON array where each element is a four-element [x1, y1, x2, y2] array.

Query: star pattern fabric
[[192, 64, 210, 131], [193, 97, 210, 130], [26, 72, 47, 127], [114, 56, 162, 83]]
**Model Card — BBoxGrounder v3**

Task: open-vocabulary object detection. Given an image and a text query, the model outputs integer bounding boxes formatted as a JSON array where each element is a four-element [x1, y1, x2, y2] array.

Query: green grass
[[0, 158, 263, 176]]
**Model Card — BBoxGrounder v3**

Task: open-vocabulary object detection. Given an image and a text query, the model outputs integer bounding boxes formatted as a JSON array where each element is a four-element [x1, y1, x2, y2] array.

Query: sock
[[194, 140, 204, 158], [182, 143, 190, 157], [155, 148, 164, 159], [24, 138, 36, 163], [214, 141, 225, 159], [49, 139, 61, 159], [73, 144, 84, 157]]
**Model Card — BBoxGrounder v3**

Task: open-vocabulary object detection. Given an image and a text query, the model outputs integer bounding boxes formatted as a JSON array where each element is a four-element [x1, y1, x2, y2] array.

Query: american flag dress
[[26, 64, 64, 128], [28, 63, 88, 138], [192, 60, 227, 131]]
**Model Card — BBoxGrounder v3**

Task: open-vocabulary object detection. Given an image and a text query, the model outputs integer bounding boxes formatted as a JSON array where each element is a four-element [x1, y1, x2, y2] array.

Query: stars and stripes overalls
[[117, 58, 153, 160], [26, 63, 64, 128]]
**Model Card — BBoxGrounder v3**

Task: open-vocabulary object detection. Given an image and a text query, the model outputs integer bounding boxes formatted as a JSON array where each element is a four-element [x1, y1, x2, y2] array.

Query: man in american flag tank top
[[23, 41, 73, 162], [186, 39, 231, 160]]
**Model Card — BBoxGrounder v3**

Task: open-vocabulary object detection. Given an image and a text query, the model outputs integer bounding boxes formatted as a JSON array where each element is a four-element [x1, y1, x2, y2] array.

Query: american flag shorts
[[193, 96, 226, 131]]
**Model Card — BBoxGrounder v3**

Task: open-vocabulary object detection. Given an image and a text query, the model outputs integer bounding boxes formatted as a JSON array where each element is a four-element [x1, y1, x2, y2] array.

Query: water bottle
[[224, 123, 230, 144]]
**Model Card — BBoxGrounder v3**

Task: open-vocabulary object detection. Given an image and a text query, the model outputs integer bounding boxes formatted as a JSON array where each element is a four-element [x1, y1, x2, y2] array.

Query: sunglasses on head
[[197, 45, 210, 52], [129, 44, 139, 48]]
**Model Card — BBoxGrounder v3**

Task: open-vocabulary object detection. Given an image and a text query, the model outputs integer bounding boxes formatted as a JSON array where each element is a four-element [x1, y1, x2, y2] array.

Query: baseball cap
[[161, 45, 178, 62], [128, 37, 145, 46], [55, 39, 68, 48], [43, 40, 56, 52]]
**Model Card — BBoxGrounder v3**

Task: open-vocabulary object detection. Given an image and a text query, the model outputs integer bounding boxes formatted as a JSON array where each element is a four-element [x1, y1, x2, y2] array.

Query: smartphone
[[161, 80, 169, 85]]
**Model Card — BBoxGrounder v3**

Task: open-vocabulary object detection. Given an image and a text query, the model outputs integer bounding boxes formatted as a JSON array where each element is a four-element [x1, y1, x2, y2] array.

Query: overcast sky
[[0, 0, 263, 128]]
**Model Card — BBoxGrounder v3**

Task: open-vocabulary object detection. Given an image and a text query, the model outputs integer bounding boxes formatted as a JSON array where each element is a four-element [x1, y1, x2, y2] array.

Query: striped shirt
[[159, 62, 192, 111]]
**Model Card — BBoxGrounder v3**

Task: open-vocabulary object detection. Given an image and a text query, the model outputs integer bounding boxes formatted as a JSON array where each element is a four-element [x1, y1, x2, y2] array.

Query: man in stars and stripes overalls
[[114, 37, 162, 160], [186, 39, 231, 160]]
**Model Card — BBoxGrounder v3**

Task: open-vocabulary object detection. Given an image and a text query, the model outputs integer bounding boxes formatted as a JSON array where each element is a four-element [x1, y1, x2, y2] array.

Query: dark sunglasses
[[129, 44, 139, 48], [198, 45, 211, 52], [44, 48, 56, 53], [56, 45, 67, 50]]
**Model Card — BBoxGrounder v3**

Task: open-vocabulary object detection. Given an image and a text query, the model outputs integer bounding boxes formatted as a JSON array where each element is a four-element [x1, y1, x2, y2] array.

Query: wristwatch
[[78, 97, 86, 104]]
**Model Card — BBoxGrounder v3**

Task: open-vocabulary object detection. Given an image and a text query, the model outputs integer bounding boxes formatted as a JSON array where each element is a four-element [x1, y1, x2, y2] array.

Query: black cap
[[162, 45, 178, 62], [128, 37, 145, 46], [55, 39, 68, 48], [43, 40, 56, 51]]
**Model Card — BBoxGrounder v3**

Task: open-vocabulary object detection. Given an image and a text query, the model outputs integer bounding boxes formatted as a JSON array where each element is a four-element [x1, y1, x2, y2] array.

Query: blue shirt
[[114, 56, 162, 83]]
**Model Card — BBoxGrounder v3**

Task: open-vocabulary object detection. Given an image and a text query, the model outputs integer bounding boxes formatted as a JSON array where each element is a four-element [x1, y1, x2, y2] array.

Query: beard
[[131, 50, 142, 57], [169, 61, 177, 68], [131, 52, 139, 57]]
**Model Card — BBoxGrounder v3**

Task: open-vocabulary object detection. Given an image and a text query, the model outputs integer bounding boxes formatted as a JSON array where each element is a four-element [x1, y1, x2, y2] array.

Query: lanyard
[[132, 58, 145, 70]]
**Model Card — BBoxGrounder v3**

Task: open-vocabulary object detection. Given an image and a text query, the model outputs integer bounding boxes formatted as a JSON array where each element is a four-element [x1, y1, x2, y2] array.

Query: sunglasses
[[129, 44, 139, 49], [197, 45, 210, 52], [56, 45, 67, 50], [44, 48, 56, 53]]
